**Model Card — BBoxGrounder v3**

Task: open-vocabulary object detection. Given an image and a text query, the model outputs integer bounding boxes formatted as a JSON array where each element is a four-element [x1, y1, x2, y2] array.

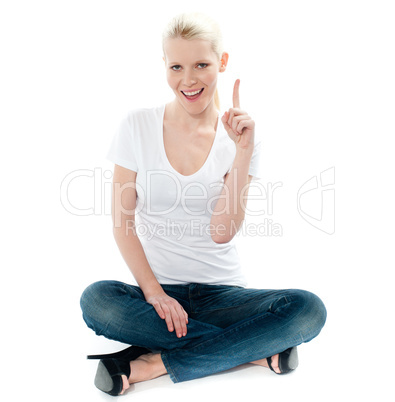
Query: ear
[[219, 52, 229, 72]]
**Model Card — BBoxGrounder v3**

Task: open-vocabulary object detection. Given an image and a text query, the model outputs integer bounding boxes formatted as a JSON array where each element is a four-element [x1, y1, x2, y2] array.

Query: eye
[[171, 65, 182, 71], [196, 63, 208, 69]]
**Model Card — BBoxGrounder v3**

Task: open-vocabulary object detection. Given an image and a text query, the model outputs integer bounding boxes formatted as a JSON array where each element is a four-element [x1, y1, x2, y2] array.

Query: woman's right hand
[[146, 292, 189, 338]]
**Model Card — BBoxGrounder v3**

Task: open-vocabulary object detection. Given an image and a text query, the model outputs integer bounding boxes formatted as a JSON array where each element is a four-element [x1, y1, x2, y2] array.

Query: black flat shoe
[[267, 347, 298, 375], [87, 345, 151, 396]]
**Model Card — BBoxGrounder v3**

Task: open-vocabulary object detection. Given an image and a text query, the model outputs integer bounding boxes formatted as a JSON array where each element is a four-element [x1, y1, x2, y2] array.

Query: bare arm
[[210, 151, 253, 243], [210, 79, 255, 243], [111, 164, 188, 337]]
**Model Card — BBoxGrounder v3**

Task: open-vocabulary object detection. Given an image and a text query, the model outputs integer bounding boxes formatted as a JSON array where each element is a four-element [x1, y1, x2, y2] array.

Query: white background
[[1, 0, 394, 401]]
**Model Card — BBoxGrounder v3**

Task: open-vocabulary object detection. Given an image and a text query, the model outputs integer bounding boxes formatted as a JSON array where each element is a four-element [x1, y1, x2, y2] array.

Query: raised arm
[[112, 164, 188, 337], [210, 79, 255, 243]]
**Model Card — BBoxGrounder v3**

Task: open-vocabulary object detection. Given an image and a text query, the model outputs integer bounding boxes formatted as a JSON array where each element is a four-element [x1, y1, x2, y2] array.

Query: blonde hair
[[162, 12, 224, 110]]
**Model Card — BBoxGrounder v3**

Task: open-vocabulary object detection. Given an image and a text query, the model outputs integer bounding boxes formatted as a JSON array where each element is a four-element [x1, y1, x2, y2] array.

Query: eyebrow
[[167, 59, 212, 65]]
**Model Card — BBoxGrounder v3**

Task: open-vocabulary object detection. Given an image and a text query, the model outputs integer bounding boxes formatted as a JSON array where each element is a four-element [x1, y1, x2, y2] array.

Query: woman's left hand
[[221, 79, 255, 151]]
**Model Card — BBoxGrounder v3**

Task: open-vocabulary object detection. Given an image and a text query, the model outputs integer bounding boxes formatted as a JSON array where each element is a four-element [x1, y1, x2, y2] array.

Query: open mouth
[[181, 88, 204, 101]]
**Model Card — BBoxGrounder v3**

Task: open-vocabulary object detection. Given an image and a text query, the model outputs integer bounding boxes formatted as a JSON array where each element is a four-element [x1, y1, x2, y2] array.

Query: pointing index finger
[[233, 79, 241, 108]]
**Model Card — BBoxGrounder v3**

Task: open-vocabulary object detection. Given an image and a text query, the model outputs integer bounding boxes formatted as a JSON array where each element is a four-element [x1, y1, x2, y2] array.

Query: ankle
[[129, 353, 167, 384], [250, 357, 269, 368]]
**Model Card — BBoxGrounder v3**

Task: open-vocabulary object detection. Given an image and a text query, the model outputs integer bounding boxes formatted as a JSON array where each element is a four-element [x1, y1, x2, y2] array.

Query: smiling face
[[163, 37, 228, 116]]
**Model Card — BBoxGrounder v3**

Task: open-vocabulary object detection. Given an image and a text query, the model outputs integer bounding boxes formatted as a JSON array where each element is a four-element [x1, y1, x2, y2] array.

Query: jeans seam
[[161, 352, 179, 383], [190, 299, 267, 315]]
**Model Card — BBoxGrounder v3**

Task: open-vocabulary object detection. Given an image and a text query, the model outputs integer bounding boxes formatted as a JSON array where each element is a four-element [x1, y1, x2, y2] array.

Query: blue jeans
[[80, 281, 326, 383]]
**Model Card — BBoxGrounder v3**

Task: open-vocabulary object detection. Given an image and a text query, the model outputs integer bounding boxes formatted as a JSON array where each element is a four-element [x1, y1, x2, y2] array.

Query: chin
[[177, 95, 214, 115]]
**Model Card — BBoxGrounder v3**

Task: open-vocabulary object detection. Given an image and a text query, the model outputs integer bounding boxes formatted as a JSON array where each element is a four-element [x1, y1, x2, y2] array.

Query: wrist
[[235, 145, 254, 160], [140, 281, 164, 300]]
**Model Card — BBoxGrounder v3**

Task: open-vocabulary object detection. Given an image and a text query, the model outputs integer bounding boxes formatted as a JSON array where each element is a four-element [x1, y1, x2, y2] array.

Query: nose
[[183, 67, 197, 87]]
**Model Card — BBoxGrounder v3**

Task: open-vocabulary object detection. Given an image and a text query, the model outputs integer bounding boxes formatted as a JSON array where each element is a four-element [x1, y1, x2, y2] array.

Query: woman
[[80, 12, 327, 396]]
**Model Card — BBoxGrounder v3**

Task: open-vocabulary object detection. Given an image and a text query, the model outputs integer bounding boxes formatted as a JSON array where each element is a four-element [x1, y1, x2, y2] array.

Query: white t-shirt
[[107, 104, 262, 287]]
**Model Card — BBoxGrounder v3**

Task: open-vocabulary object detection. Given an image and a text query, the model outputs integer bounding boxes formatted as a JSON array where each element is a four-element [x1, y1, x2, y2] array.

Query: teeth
[[182, 89, 203, 96]]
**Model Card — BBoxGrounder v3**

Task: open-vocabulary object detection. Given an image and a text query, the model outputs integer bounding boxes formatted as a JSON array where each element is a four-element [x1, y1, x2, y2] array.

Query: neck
[[166, 99, 219, 130]]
